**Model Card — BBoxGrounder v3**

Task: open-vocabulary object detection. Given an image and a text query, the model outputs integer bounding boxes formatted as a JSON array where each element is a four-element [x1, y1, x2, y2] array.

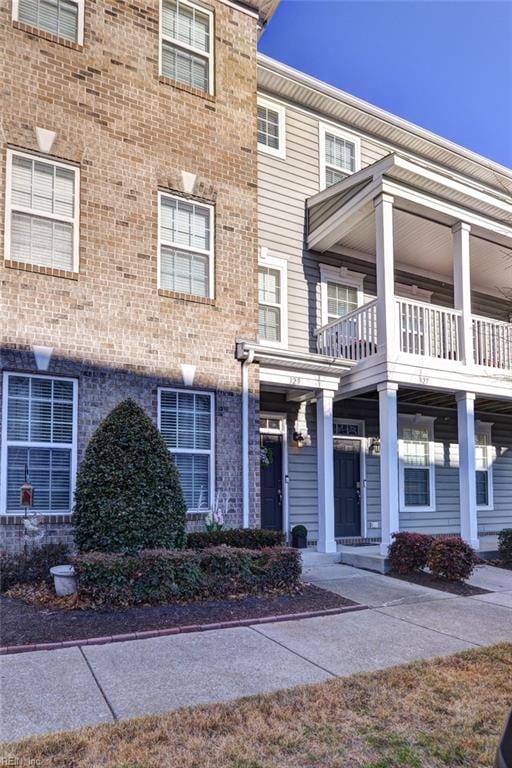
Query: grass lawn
[[2, 643, 511, 768]]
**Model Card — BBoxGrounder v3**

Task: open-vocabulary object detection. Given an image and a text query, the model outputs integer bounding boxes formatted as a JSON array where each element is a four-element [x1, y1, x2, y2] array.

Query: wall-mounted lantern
[[293, 431, 305, 448], [368, 437, 381, 456]]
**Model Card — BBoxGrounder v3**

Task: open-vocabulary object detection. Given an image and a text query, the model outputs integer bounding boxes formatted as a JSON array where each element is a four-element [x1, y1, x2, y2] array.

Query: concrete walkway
[[1, 563, 511, 743]]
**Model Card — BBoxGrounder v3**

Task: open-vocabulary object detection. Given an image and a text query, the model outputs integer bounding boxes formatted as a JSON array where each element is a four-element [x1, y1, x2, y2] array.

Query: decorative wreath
[[260, 446, 274, 467]]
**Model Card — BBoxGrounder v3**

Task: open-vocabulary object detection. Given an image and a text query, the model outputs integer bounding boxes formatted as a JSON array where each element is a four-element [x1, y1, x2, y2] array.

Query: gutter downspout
[[241, 348, 255, 529]]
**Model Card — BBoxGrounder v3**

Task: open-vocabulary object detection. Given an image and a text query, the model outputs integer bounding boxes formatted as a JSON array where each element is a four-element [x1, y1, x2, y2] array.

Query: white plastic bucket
[[50, 564, 77, 596]]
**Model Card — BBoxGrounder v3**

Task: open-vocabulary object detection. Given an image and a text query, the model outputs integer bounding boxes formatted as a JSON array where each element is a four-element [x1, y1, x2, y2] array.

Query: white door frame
[[332, 418, 367, 538], [259, 412, 289, 537]]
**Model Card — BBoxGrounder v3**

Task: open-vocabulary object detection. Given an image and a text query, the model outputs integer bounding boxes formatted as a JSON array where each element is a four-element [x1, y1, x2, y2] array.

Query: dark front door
[[260, 434, 283, 531], [334, 441, 361, 537]]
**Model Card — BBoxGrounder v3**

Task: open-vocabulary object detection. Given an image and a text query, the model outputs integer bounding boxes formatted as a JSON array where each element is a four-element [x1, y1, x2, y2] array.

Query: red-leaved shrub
[[426, 536, 476, 581], [388, 532, 433, 574]]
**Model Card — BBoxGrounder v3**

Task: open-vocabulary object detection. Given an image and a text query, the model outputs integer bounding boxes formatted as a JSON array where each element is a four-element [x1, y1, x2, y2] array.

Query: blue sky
[[259, 1, 512, 168]]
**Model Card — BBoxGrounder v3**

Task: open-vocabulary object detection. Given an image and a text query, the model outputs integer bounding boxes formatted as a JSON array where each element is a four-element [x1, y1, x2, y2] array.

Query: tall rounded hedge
[[74, 399, 186, 553]]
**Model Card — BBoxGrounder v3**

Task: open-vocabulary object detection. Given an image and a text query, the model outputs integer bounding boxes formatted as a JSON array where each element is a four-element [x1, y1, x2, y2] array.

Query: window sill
[[12, 20, 83, 50], [4, 260, 79, 280], [0, 514, 73, 524], [185, 511, 208, 522], [158, 288, 215, 306], [158, 76, 216, 103]]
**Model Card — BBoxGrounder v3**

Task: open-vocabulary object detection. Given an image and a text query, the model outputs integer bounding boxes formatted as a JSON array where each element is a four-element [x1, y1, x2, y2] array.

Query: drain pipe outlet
[[241, 348, 255, 529]]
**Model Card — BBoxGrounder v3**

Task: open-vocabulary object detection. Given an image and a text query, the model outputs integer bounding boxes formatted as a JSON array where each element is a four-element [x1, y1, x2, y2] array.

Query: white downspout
[[242, 349, 255, 529]]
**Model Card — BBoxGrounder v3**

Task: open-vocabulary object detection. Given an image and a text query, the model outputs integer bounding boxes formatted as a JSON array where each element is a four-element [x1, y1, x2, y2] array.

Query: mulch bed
[[387, 570, 490, 596], [0, 584, 358, 648]]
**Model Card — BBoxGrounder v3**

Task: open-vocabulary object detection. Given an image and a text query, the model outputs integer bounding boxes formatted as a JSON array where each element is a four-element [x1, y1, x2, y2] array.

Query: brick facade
[[0, 0, 262, 550]]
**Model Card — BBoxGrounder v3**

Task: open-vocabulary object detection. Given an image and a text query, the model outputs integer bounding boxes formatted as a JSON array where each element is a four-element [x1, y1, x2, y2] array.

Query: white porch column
[[378, 382, 400, 556], [452, 222, 473, 365], [316, 389, 337, 553], [374, 193, 396, 357], [456, 391, 480, 550]]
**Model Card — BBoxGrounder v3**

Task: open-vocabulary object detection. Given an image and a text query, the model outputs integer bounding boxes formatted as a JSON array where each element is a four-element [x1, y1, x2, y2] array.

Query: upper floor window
[[13, 0, 84, 43], [1, 373, 77, 515], [5, 150, 79, 272], [257, 97, 286, 159], [319, 124, 360, 189], [161, 0, 213, 94], [158, 388, 214, 510], [398, 416, 435, 512], [319, 265, 364, 326], [258, 252, 287, 347], [476, 423, 493, 509], [158, 192, 214, 299]]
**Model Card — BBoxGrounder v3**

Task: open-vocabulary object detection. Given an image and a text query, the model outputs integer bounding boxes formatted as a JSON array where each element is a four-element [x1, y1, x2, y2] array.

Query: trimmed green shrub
[[498, 529, 512, 564], [426, 536, 476, 581], [388, 532, 433, 574], [74, 399, 186, 553], [186, 528, 285, 550], [73, 546, 302, 607], [0, 543, 69, 592]]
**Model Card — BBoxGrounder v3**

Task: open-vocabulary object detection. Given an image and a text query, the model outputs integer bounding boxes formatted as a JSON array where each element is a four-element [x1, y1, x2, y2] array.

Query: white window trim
[[0, 372, 78, 516], [398, 414, 436, 513], [258, 250, 288, 349], [395, 282, 433, 303], [12, 0, 85, 44], [257, 96, 286, 160], [158, 0, 214, 95], [157, 386, 215, 512], [157, 190, 215, 299], [476, 421, 494, 511], [4, 149, 80, 273], [319, 122, 361, 191], [319, 264, 365, 326]]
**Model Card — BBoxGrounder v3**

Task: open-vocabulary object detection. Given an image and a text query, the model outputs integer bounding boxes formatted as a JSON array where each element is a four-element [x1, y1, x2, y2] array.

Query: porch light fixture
[[293, 430, 305, 448], [368, 437, 381, 456]]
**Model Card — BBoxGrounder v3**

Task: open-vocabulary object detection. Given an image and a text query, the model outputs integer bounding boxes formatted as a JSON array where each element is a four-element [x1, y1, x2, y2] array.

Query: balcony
[[316, 296, 512, 372]]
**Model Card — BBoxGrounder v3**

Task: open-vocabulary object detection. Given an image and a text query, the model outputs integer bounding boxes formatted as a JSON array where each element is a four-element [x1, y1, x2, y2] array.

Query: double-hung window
[[257, 97, 286, 158], [319, 265, 364, 326], [319, 124, 360, 189], [5, 150, 79, 272], [159, 193, 213, 298], [159, 388, 214, 510], [13, 0, 84, 43], [1, 373, 77, 515], [258, 253, 287, 347], [160, 0, 213, 94], [399, 416, 435, 511], [475, 423, 493, 509]]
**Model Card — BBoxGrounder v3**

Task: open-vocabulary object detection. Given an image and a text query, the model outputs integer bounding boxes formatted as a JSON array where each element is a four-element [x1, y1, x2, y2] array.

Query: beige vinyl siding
[[257, 96, 388, 354]]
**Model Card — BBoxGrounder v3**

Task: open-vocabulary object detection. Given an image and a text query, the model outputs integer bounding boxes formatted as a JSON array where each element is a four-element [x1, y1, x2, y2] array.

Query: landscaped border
[[0, 603, 367, 655]]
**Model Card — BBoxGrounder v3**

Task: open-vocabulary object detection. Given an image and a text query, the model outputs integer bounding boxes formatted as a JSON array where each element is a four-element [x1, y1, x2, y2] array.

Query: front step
[[300, 549, 341, 567], [340, 548, 390, 574]]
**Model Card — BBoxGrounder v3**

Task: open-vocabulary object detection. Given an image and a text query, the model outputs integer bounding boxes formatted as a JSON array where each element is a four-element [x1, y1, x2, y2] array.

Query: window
[[158, 193, 213, 298], [13, 0, 84, 42], [159, 388, 214, 510], [319, 124, 360, 190], [257, 97, 286, 158], [160, 0, 213, 94], [1, 373, 77, 515], [399, 416, 435, 511], [476, 423, 493, 509], [5, 150, 79, 272], [319, 265, 364, 326], [258, 252, 287, 347]]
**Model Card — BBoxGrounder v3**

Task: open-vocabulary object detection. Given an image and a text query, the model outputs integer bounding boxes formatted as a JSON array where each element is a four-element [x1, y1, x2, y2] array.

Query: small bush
[[0, 543, 69, 592], [388, 532, 433, 574], [498, 529, 512, 564], [427, 537, 476, 582], [73, 546, 301, 607], [74, 399, 186, 553], [186, 529, 285, 550]]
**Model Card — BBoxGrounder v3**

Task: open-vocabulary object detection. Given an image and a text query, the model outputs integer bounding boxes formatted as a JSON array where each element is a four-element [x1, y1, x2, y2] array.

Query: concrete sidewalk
[[1, 564, 511, 743]]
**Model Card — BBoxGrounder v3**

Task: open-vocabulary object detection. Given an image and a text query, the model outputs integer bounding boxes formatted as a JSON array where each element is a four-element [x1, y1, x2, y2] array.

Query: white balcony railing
[[396, 297, 462, 361], [473, 315, 512, 370], [315, 299, 378, 361]]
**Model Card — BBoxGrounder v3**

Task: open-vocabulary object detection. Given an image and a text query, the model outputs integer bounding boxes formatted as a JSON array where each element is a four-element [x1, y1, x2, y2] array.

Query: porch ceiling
[[329, 207, 512, 297], [362, 389, 512, 416]]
